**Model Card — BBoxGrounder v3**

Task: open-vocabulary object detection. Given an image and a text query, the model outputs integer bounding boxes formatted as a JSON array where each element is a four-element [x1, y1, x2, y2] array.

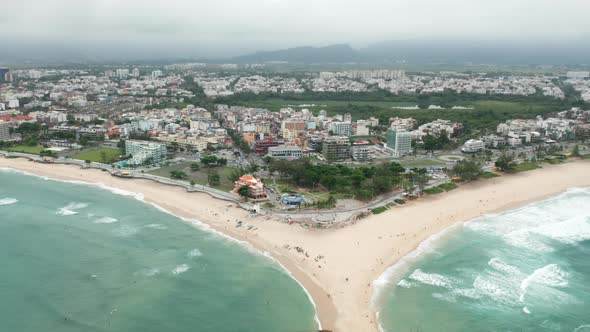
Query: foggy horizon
[[2, 0, 590, 63]]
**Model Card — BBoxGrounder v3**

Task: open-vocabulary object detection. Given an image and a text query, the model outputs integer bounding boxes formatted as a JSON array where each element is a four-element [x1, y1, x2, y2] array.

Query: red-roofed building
[[0, 115, 35, 125], [233, 175, 268, 201]]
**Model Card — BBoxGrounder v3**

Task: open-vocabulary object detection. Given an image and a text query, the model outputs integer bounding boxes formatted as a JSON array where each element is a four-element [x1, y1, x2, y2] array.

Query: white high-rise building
[[386, 128, 412, 157], [0, 121, 10, 141], [125, 140, 167, 166], [131, 68, 140, 77], [330, 121, 352, 137], [151, 70, 163, 79], [116, 68, 129, 79], [7, 99, 19, 109]]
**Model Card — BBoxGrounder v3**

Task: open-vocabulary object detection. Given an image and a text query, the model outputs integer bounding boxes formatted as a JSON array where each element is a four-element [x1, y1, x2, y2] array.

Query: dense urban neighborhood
[[1, 65, 589, 215]]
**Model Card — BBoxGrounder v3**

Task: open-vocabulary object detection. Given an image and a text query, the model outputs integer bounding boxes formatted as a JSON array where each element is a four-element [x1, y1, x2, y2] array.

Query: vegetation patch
[[371, 206, 388, 214], [481, 172, 500, 179], [394, 198, 406, 204], [71, 148, 121, 164], [424, 187, 444, 195], [438, 183, 458, 191], [7, 145, 45, 154], [148, 161, 240, 191], [400, 159, 445, 167], [512, 162, 541, 172]]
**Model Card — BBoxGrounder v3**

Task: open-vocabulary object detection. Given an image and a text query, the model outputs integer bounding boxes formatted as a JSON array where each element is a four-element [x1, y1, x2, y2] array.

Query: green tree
[[495, 153, 515, 172], [451, 159, 483, 181], [237, 185, 251, 200], [228, 168, 246, 183], [208, 171, 220, 186], [572, 144, 581, 157], [247, 164, 260, 173], [190, 163, 200, 171], [414, 173, 430, 193], [170, 171, 187, 179], [117, 139, 126, 154]]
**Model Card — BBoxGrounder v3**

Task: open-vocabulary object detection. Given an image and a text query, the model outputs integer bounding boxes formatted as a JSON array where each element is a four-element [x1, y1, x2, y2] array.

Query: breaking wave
[[172, 264, 189, 275], [93, 217, 118, 224], [56, 202, 89, 216], [0, 197, 18, 205]]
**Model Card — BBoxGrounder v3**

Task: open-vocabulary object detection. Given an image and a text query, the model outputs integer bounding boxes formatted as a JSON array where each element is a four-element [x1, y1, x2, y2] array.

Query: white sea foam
[[56, 202, 89, 216], [172, 264, 189, 275], [0, 197, 18, 205], [113, 225, 139, 237], [57, 209, 78, 216], [93, 217, 118, 224], [532, 216, 590, 245], [472, 275, 518, 306], [187, 248, 203, 258], [134, 268, 160, 277], [373, 187, 590, 332], [432, 292, 457, 303], [519, 264, 568, 303], [408, 269, 455, 289], [396, 279, 414, 288], [573, 325, 590, 332], [504, 229, 554, 253], [145, 268, 160, 277], [488, 257, 521, 275], [144, 223, 168, 230], [372, 223, 464, 300], [452, 287, 482, 300]]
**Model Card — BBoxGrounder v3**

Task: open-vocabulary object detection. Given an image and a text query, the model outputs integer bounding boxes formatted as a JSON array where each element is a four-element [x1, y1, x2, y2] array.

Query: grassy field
[[148, 161, 239, 192], [512, 162, 541, 172], [237, 98, 415, 111], [468, 100, 551, 113], [424, 182, 458, 195], [424, 187, 444, 195], [7, 145, 45, 154], [71, 148, 121, 164], [481, 171, 500, 179]]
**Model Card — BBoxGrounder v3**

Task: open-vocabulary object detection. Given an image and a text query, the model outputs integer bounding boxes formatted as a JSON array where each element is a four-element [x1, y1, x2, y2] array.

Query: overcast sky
[[2, 0, 590, 57]]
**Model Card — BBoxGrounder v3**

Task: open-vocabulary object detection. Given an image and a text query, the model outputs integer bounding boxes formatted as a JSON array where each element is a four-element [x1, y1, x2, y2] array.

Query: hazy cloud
[[1, 0, 589, 57]]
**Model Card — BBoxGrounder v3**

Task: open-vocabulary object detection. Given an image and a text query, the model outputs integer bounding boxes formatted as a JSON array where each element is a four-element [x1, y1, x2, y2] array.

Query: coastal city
[[3, 2, 590, 332], [1, 66, 589, 218]]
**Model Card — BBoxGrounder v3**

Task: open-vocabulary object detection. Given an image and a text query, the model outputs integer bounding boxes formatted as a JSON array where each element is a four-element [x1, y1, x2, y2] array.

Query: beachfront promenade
[[0, 151, 242, 203], [0, 150, 449, 224]]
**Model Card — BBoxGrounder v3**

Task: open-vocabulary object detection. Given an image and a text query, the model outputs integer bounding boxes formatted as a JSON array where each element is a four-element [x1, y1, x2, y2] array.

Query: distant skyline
[[2, 0, 590, 61]]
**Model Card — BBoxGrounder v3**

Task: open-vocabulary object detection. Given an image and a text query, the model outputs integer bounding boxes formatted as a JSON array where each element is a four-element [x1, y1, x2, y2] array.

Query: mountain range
[[232, 39, 590, 66]]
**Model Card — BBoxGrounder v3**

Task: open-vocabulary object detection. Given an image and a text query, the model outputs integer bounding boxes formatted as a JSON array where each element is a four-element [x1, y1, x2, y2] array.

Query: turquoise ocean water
[[0, 169, 318, 332], [376, 187, 590, 332]]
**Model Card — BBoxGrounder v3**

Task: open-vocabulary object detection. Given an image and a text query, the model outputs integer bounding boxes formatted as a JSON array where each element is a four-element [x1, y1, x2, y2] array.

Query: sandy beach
[[1, 156, 589, 332]]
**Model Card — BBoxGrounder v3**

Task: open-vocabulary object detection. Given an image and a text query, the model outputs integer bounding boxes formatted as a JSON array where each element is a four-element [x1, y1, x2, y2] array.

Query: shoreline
[[1, 156, 589, 332], [369, 186, 588, 331]]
